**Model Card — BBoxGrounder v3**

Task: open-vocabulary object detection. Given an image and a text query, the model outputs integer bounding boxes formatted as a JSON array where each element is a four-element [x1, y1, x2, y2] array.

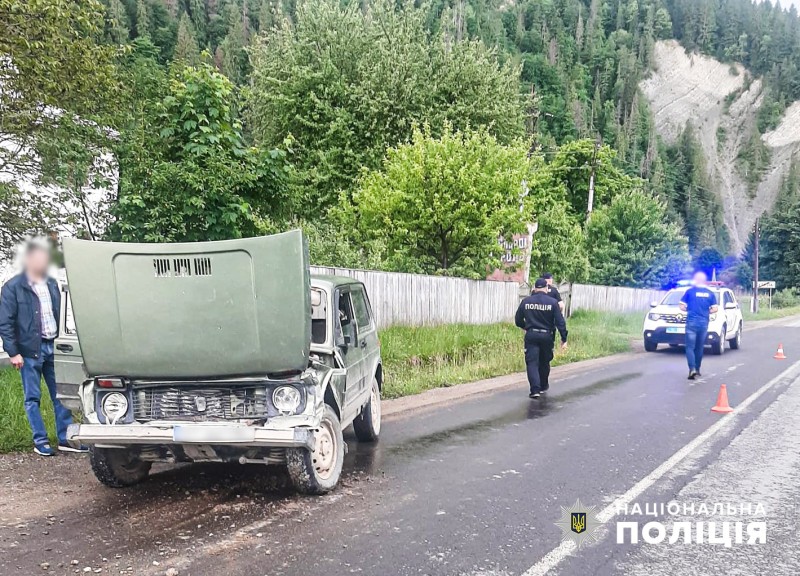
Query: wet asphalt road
[[3, 320, 800, 576]]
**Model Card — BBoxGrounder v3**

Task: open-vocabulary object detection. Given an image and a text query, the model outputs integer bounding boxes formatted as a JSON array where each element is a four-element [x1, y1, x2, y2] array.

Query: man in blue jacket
[[0, 240, 86, 456], [680, 271, 719, 380]]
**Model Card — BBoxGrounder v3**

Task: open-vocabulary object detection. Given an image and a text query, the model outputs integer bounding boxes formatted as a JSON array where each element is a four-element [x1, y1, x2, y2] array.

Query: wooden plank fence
[[310, 266, 519, 327], [570, 283, 667, 313]]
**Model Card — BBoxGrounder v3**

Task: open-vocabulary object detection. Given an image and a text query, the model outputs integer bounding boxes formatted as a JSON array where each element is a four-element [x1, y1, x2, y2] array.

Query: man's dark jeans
[[525, 332, 555, 394], [21, 340, 73, 447], [685, 324, 708, 372]]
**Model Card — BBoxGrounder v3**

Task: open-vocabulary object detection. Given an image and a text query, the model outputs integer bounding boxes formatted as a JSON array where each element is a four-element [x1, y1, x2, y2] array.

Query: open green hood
[[63, 231, 311, 379]]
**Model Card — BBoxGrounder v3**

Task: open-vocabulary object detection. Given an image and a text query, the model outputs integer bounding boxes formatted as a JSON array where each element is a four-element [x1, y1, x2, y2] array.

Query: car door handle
[[56, 344, 73, 353]]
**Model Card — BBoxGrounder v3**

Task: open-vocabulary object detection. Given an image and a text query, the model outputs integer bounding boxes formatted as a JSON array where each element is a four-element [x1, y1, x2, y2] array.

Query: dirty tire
[[353, 377, 381, 443], [90, 447, 151, 488], [644, 339, 658, 352], [287, 405, 344, 495]]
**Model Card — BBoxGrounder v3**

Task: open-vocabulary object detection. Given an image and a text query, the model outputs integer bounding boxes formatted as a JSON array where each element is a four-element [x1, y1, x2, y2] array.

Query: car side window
[[337, 291, 357, 348], [723, 292, 733, 306], [351, 286, 373, 332]]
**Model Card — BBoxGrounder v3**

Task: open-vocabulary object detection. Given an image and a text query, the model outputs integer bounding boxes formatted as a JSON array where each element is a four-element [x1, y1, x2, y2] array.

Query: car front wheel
[[90, 447, 152, 488], [287, 404, 344, 495], [644, 339, 658, 352]]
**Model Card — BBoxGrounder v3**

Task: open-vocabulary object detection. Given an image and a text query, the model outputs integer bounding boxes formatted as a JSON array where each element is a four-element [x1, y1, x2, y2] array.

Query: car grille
[[133, 386, 269, 421], [660, 313, 686, 324]]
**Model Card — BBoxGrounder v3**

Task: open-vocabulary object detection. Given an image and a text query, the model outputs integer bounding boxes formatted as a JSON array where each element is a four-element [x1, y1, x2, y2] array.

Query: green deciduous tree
[[248, 0, 527, 208], [351, 126, 540, 278], [109, 63, 290, 243], [529, 202, 590, 283], [0, 0, 118, 256], [586, 189, 690, 287]]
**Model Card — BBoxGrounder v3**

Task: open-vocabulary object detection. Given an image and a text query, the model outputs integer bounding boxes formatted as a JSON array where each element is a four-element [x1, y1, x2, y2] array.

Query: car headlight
[[272, 385, 301, 414], [648, 313, 661, 321], [102, 392, 128, 424], [710, 313, 717, 321]]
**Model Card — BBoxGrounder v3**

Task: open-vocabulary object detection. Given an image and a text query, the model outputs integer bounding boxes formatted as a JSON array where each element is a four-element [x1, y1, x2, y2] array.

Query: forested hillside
[[4, 0, 800, 288]]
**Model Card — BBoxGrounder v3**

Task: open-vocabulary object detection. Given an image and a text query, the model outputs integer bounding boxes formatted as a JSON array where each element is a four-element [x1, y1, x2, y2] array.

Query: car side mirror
[[650, 301, 658, 308], [724, 302, 738, 310]]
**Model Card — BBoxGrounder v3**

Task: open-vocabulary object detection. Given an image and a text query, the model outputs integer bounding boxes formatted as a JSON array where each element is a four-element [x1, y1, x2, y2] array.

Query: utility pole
[[753, 217, 760, 314], [586, 140, 600, 222]]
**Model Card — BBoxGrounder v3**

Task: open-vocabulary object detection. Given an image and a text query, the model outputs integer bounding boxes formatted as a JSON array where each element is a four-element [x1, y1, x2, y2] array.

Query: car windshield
[[661, 288, 720, 306]]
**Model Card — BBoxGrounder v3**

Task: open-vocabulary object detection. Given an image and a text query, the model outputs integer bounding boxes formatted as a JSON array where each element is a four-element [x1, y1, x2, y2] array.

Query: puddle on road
[[379, 372, 642, 464]]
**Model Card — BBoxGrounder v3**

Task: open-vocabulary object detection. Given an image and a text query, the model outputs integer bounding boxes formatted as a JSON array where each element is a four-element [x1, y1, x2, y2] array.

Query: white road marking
[[520, 358, 800, 576]]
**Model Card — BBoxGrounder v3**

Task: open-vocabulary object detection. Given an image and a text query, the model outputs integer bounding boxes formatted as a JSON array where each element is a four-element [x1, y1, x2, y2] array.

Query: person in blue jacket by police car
[[680, 271, 719, 380]]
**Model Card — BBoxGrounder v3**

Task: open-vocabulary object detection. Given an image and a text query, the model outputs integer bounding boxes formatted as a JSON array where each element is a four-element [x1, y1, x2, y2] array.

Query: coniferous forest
[[4, 0, 800, 288]]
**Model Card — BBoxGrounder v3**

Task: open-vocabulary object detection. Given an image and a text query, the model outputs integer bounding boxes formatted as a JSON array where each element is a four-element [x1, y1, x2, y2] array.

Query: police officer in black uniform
[[515, 278, 568, 399], [542, 272, 565, 313]]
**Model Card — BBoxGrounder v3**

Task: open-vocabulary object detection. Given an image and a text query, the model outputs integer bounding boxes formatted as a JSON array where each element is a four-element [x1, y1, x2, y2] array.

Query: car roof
[[310, 275, 362, 290]]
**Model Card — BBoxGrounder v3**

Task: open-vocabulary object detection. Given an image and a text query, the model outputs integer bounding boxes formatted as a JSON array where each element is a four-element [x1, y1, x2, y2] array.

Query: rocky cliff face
[[641, 40, 800, 254]]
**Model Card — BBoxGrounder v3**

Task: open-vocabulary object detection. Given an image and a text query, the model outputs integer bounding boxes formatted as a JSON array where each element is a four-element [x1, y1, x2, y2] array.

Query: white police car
[[642, 284, 743, 355]]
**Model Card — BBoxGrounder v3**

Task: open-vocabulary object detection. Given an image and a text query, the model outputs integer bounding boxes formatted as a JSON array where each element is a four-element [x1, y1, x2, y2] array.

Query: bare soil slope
[[641, 40, 800, 253]]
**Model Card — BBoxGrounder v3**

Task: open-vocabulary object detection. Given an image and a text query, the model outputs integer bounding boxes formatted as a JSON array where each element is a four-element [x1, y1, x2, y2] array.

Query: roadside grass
[[0, 310, 644, 451], [0, 367, 58, 453], [742, 305, 800, 322], [380, 310, 642, 398]]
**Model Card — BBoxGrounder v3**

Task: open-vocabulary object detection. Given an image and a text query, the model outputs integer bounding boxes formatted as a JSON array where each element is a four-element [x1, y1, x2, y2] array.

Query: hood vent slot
[[153, 258, 171, 277], [194, 257, 212, 276]]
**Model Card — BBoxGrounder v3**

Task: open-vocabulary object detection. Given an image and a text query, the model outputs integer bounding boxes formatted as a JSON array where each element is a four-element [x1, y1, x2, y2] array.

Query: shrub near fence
[[310, 266, 519, 327], [570, 283, 667, 313]]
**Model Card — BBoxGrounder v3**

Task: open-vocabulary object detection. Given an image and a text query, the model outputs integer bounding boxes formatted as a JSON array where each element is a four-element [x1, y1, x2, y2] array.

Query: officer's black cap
[[534, 278, 548, 289], [542, 272, 553, 280]]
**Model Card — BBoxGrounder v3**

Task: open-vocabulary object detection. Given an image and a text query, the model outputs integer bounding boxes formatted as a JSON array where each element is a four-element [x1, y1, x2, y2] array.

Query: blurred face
[[25, 247, 50, 278], [693, 271, 708, 286]]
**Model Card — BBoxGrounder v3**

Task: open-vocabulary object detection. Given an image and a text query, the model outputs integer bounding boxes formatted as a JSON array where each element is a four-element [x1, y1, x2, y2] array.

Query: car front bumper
[[643, 327, 722, 346], [67, 422, 315, 450]]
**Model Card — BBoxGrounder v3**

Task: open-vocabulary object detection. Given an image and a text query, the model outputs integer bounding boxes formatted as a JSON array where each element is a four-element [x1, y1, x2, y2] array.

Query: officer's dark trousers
[[524, 331, 555, 395]]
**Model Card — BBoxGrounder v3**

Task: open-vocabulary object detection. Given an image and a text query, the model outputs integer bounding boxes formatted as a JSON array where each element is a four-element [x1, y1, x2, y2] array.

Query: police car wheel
[[713, 326, 726, 355], [644, 339, 658, 352], [730, 324, 742, 350]]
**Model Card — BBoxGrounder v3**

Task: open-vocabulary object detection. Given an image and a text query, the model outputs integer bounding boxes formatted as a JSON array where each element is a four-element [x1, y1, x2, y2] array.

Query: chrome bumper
[[67, 423, 314, 450]]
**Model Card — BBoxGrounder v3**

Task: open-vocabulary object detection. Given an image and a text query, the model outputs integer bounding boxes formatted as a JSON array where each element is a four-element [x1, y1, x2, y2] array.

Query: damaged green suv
[[56, 231, 382, 494]]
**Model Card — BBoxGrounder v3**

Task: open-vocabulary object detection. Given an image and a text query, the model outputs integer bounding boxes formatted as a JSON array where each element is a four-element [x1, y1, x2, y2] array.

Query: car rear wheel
[[353, 377, 381, 442], [644, 339, 658, 352], [712, 326, 726, 355], [287, 405, 344, 495], [90, 447, 152, 488], [730, 323, 742, 350]]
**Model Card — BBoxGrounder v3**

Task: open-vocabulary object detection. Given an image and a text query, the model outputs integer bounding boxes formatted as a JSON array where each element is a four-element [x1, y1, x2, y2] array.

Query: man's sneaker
[[34, 443, 55, 457], [529, 393, 541, 399], [58, 443, 89, 454], [687, 370, 697, 380]]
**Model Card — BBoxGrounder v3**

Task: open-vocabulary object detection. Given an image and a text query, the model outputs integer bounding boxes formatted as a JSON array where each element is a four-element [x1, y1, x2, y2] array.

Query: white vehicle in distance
[[642, 283, 743, 355]]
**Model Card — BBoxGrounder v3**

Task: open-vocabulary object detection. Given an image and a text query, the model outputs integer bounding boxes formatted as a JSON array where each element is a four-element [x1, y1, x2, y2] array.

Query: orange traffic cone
[[775, 344, 787, 360], [711, 384, 734, 414]]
